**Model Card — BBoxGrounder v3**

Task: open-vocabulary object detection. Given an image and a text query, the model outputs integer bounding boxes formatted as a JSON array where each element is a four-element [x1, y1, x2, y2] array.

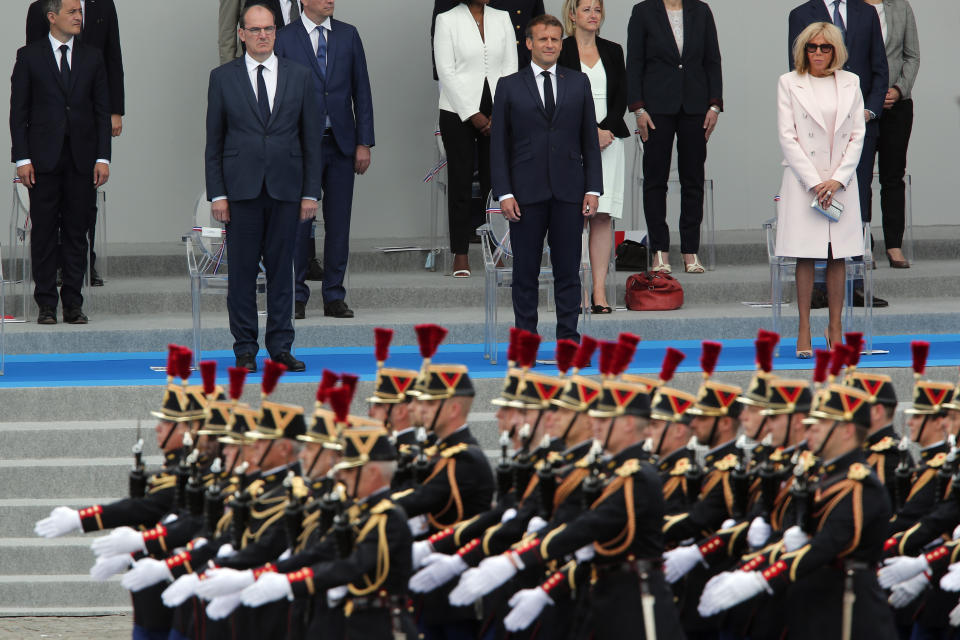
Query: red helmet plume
[[199, 361, 217, 396], [660, 348, 685, 383], [374, 328, 394, 365], [555, 339, 579, 375], [700, 341, 722, 378], [261, 360, 287, 397]]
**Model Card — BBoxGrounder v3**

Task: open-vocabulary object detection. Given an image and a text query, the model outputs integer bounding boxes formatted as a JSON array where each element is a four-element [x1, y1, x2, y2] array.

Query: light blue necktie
[[316, 26, 327, 80], [832, 0, 846, 39]]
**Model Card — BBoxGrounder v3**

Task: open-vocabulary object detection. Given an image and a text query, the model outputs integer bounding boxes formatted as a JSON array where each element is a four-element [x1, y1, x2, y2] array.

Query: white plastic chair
[[478, 192, 592, 364], [183, 192, 295, 361], [425, 127, 448, 272], [0, 245, 5, 376], [764, 211, 879, 356]]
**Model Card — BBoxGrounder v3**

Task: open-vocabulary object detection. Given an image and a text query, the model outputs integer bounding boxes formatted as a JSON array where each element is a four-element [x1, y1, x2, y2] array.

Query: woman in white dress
[[558, 0, 628, 314], [776, 22, 865, 356]]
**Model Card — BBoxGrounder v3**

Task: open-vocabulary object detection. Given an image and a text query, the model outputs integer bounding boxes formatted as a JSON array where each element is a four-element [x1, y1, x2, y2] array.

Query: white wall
[[1, 1, 956, 243]]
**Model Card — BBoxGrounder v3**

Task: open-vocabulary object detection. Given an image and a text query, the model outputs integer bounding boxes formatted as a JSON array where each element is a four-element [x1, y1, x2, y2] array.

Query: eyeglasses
[[243, 26, 276, 35], [805, 43, 834, 53]]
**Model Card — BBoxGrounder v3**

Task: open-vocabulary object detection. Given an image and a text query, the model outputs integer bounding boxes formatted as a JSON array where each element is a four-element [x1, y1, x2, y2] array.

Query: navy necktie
[[316, 27, 327, 81], [59, 44, 70, 86], [832, 0, 846, 38], [256, 64, 271, 124], [541, 70, 555, 119]]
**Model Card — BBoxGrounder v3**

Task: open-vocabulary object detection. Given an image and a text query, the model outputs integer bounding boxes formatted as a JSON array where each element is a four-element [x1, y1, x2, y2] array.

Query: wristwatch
[[709, 105, 721, 114]]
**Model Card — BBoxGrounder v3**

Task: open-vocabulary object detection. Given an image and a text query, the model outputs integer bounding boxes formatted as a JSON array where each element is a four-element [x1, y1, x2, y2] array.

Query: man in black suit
[[490, 14, 602, 342], [205, 2, 322, 373], [26, 0, 124, 286], [789, 0, 890, 307], [11, 0, 111, 324], [431, 0, 544, 79]]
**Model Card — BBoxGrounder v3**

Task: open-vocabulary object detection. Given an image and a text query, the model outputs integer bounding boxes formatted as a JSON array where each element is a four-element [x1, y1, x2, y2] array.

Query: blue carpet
[[1, 334, 958, 388]]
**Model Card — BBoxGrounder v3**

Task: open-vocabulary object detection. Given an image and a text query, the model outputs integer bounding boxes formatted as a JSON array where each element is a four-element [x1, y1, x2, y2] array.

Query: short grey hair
[[42, 0, 63, 15], [367, 460, 398, 483], [240, 2, 278, 28]]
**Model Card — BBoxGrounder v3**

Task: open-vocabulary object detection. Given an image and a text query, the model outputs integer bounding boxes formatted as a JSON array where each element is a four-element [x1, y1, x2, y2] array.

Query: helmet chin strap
[[257, 439, 275, 470], [384, 404, 395, 431], [305, 447, 321, 479], [914, 414, 932, 447], [706, 416, 720, 449], [428, 399, 447, 435], [603, 415, 619, 451], [750, 416, 767, 441], [160, 422, 179, 452], [560, 412, 578, 446], [814, 420, 839, 458], [351, 466, 363, 500], [655, 422, 672, 456]]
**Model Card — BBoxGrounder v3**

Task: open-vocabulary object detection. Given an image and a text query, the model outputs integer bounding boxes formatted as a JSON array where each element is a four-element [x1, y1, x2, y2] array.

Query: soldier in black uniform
[[848, 371, 900, 504], [240, 425, 417, 639]]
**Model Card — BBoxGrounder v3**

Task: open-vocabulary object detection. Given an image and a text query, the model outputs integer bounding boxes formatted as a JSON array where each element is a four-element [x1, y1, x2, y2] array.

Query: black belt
[[595, 558, 663, 576], [346, 593, 408, 612], [322, 128, 332, 136]]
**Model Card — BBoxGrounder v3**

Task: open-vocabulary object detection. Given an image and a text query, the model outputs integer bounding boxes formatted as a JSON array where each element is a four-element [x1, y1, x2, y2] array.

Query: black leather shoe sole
[[63, 308, 88, 324], [272, 352, 306, 372], [853, 289, 888, 308], [37, 307, 57, 325], [236, 354, 257, 373], [324, 304, 354, 319], [295, 302, 306, 320]]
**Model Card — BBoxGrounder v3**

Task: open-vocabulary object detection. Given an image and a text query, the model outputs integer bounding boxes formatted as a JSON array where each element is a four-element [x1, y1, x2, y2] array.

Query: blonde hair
[[562, 0, 604, 37], [792, 22, 848, 75]]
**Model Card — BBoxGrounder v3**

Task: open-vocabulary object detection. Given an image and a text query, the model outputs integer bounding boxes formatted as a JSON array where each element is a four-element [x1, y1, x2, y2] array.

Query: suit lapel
[[273, 58, 289, 128], [236, 59, 265, 126], [67, 45, 80, 94], [295, 21, 325, 83], [834, 73, 856, 133], [45, 44, 67, 94], [655, 1, 681, 60], [325, 22, 338, 83], [793, 72, 828, 131], [522, 66, 548, 119], [552, 69, 566, 123]]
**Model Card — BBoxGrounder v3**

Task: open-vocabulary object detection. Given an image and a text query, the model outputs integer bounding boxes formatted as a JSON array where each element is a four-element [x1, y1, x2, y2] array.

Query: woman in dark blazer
[[558, 0, 628, 314], [626, 0, 723, 274]]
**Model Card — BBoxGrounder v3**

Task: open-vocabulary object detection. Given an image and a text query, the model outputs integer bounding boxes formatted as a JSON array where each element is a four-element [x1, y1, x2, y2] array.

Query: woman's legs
[[825, 257, 845, 347], [438, 110, 476, 273], [795, 258, 814, 352], [588, 213, 613, 308]]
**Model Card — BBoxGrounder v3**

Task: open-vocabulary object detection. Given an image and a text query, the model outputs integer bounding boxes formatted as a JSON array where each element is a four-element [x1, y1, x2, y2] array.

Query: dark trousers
[[857, 132, 879, 223], [28, 141, 94, 310], [510, 198, 583, 341], [225, 185, 298, 357], [642, 111, 707, 254], [439, 82, 492, 255], [295, 137, 355, 305], [875, 99, 914, 249]]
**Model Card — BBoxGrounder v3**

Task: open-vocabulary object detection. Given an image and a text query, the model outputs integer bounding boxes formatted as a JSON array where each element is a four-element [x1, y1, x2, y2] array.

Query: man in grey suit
[[205, 1, 322, 373]]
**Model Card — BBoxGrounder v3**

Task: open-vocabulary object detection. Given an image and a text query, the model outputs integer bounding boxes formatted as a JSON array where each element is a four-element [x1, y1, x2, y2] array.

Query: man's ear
[[526, 37, 533, 53]]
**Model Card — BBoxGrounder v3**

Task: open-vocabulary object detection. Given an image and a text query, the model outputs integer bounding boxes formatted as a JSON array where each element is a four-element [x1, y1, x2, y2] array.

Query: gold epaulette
[[440, 443, 469, 458], [927, 453, 949, 469], [290, 476, 309, 500], [713, 453, 739, 472], [615, 459, 642, 478], [148, 474, 177, 494], [798, 450, 818, 473], [847, 462, 871, 481], [424, 446, 438, 458], [246, 479, 266, 499], [574, 455, 593, 469], [391, 488, 415, 500], [369, 499, 394, 515], [870, 436, 895, 453], [670, 457, 692, 477], [768, 448, 787, 463]]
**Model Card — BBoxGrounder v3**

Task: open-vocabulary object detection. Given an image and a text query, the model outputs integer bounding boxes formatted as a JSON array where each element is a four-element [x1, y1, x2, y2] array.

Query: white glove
[[408, 515, 429, 537], [206, 593, 243, 620], [501, 508, 518, 523], [241, 572, 293, 607], [953, 524, 960, 541], [91, 526, 147, 557], [278, 548, 292, 562], [192, 538, 208, 550], [783, 526, 811, 553], [526, 516, 548, 534], [162, 573, 201, 608], [950, 600, 960, 627], [90, 553, 134, 581], [412, 540, 434, 570], [940, 563, 960, 592], [34, 506, 81, 538], [162, 513, 180, 525], [504, 587, 554, 632], [747, 517, 771, 550], [698, 571, 770, 618], [878, 555, 930, 589], [720, 518, 736, 530], [326, 585, 348, 608], [122, 558, 174, 592], [574, 544, 595, 563], [663, 544, 704, 584], [409, 553, 468, 593], [888, 572, 929, 608], [449, 554, 520, 606], [196, 568, 255, 600], [216, 543, 235, 558]]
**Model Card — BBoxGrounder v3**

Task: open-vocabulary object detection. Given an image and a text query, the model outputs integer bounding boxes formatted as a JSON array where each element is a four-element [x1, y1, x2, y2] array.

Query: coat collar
[[522, 63, 567, 123], [791, 70, 857, 133]]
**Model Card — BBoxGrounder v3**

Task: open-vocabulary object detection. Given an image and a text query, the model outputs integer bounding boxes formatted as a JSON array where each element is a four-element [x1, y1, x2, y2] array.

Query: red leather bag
[[625, 272, 684, 311]]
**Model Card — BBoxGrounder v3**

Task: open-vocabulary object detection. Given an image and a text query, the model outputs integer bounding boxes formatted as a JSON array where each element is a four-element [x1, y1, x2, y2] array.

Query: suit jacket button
[[678, 64, 683, 70]]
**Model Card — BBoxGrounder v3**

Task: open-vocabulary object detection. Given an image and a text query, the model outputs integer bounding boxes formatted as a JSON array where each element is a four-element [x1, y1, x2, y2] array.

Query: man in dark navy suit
[[275, 0, 374, 320], [11, 0, 111, 325], [26, 0, 124, 286], [205, 2, 322, 373], [789, 0, 889, 307], [490, 14, 602, 343]]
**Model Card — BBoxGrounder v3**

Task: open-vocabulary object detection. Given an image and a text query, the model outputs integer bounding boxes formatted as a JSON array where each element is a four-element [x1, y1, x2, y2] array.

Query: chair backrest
[[186, 191, 227, 277], [483, 191, 512, 263]]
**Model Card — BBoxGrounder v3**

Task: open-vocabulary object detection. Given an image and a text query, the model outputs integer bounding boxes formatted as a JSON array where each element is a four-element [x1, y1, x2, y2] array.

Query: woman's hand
[[598, 128, 614, 150], [470, 112, 491, 136], [813, 180, 844, 209], [636, 112, 655, 142]]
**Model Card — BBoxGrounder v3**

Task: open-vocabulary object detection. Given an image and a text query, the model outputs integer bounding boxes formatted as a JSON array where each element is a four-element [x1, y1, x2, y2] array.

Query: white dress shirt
[[300, 13, 333, 129], [500, 62, 599, 202], [823, 0, 847, 26], [278, 0, 294, 25], [245, 52, 278, 112], [16, 33, 108, 168]]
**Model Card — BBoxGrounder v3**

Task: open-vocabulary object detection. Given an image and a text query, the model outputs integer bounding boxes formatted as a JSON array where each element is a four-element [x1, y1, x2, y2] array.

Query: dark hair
[[525, 14, 564, 39], [42, 0, 63, 15], [240, 2, 278, 28]]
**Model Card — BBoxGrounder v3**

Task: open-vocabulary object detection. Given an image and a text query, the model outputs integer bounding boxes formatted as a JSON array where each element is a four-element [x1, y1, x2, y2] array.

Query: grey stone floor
[[0, 616, 130, 639]]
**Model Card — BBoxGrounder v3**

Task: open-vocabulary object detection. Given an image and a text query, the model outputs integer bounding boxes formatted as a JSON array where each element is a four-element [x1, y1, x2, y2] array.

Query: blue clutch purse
[[810, 197, 843, 223]]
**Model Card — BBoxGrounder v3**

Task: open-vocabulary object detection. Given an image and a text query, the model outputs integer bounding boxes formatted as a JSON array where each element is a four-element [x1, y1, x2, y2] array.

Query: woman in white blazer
[[434, 0, 518, 277], [776, 22, 865, 357]]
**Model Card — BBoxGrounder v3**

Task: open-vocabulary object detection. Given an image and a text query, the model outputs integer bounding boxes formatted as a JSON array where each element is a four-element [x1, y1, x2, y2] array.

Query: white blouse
[[667, 9, 683, 54]]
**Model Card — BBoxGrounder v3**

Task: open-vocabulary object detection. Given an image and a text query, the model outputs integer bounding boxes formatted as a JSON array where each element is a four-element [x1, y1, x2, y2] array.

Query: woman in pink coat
[[776, 22, 865, 357]]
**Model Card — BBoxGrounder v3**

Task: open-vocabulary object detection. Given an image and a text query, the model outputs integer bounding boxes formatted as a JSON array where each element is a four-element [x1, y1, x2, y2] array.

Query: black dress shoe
[[810, 289, 828, 309], [63, 306, 88, 324], [272, 351, 305, 372], [324, 300, 354, 318], [90, 267, 104, 287], [853, 288, 888, 308], [306, 258, 324, 281], [236, 353, 257, 373], [37, 305, 57, 325], [295, 301, 306, 320]]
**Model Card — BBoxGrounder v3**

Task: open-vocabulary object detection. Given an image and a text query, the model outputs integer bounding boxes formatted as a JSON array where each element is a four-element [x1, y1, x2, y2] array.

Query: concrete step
[[0, 499, 120, 539], [1, 422, 162, 460], [0, 606, 131, 617], [0, 539, 101, 576], [0, 575, 128, 609], [0, 457, 161, 500]]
